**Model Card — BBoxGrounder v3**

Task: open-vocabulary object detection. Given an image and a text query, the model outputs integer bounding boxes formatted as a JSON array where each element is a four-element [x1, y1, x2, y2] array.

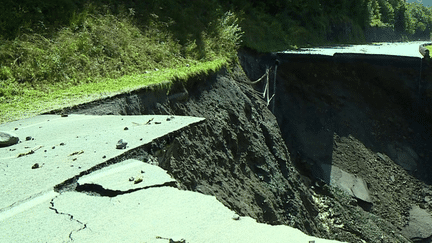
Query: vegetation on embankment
[[2, 0, 432, 123], [0, 1, 241, 123]]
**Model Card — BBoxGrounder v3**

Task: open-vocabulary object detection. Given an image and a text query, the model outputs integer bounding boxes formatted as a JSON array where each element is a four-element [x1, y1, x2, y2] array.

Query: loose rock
[[402, 205, 432, 241], [0, 132, 19, 147], [134, 176, 143, 184], [116, 139, 128, 149]]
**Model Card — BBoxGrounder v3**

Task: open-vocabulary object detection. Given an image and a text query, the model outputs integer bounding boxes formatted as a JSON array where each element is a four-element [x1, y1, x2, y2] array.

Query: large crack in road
[[75, 181, 177, 197], [49, 195, 88, 241]]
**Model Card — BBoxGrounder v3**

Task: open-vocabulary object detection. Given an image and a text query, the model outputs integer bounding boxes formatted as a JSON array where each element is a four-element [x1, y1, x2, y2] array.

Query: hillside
[[1, 1, 432, 124]]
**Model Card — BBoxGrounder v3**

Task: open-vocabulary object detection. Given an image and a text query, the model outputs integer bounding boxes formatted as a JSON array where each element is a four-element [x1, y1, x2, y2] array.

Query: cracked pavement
[[0, 114, 202, 242], [0, 114, 343, 242]]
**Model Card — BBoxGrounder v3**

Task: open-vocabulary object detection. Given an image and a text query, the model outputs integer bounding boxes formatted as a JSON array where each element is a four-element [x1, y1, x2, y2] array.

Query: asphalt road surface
[[283, 41, 431, 58]]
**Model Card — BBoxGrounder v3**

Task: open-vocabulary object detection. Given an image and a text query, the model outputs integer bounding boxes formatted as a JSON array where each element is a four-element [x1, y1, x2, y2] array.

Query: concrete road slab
[[0, 191, 79, 243], [0, 115, 204, 211], [78, 159, 176, 192], [0, 114, 345, 243], [51, 187, 343, 243]]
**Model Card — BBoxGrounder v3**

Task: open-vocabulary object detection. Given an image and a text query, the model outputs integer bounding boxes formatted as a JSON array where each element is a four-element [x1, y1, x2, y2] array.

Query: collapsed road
[[2, 41, 432, 242], [0, 115, 341, 242]]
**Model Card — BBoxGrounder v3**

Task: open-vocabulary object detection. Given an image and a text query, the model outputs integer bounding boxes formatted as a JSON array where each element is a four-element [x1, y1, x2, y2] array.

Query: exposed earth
[[3, 43, 432, 242]]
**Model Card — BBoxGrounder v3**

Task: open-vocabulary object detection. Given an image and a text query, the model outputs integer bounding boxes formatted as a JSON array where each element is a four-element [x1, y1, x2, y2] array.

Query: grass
[[0, 3, 241, 124], [0, 59, 226, 124], [426, 45, 432, 54]]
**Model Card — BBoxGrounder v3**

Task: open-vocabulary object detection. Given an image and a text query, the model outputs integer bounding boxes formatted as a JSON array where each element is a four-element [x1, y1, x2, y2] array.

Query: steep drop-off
[[50, 66, 334, 236], [240, 50, 432, 242], [49, 52, 432, 242]]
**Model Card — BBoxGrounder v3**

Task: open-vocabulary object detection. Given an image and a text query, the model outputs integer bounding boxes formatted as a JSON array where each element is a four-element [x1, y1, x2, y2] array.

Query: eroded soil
[[52, 51, 432, 242]]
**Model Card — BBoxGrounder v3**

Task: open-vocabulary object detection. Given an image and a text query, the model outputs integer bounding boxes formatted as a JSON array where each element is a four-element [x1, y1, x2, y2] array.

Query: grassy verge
[[426, 45, 432, 54], [0, 3, 241, 124], [0, 59, 226, 124]]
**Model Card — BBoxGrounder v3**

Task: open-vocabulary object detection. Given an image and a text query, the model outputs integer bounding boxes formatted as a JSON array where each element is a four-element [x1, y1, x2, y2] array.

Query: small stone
[[31, 163, 39, 169], [390, 175, 395, 182], [52, 146, 55, 149], [60, 143, 65, 146], [14, 128, 18, 131], [102, 155, 106, 159], [169, 239, 186, 243], [124, 127, 129, 130], [232, 214, 240, 220], [0, 132, 19, 147], [129, 177, 134, 182], [116, 139, 128, 149], [154, 68, 159, 71], [61, 114, 68, 117], [134, 176, 143, 184], [25, 136, 32, 141], [155, 122, 161, 124], [186, 64, 190, 67]]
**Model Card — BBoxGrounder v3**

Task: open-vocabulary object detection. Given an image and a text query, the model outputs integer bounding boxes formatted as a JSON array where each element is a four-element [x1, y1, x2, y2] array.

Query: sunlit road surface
[[282, 41, 431, 58]]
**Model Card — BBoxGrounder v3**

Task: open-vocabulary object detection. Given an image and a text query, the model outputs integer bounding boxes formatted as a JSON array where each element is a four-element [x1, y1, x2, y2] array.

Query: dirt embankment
[[51, 51, 432, 242], [240, 50, 432, 242]]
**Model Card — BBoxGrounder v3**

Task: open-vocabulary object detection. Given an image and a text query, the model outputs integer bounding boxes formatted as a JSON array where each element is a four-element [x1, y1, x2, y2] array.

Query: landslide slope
[[240, 50, 432, 242], [51, 58, 426, 242]]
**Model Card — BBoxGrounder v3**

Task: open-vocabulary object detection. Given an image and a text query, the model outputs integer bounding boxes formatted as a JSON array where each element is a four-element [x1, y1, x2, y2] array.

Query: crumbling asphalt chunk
[[0, 132, 19, 147]]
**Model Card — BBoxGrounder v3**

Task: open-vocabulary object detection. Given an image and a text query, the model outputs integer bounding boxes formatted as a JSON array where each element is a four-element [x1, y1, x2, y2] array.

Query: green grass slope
[[0, 2, 241, 123]]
